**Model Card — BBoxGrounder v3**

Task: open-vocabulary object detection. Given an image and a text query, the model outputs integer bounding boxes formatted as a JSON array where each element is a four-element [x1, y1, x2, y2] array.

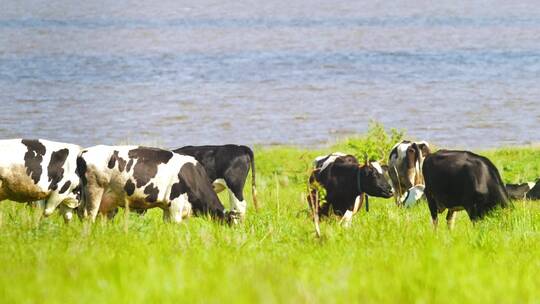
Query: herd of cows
[[0, 138, 536, 233], [0, 139, 254, 224], [307, 141, 516, 235]]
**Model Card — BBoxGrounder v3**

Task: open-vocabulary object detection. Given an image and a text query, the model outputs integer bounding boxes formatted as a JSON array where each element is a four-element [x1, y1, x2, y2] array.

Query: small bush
[[331, 120, 404, 163]]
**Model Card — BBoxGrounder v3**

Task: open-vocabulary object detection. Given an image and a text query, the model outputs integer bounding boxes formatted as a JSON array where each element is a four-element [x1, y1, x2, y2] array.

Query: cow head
[[358, 161, 393, 198], [506, 182, 535, 200], [400, 184, 425, 207], [224, 210, 242, 225]]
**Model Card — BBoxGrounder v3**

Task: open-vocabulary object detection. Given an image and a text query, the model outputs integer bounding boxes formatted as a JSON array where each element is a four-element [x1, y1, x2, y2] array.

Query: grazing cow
[[505, 182, 536, 200], [173, 145, 258, 218], [422, 150, 510, 229], [0, 139, 81, 221], [388, 140, 430, 206], [401, 184, 426, 208], [77, 145, 235, 223], [308, 153, 393, 236], [313, 152, 358, 172], [526, 182, 540, 200]]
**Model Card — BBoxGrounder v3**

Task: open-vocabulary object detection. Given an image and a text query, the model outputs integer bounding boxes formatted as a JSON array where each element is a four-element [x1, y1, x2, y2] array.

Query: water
[[1, 0, 540, 150]]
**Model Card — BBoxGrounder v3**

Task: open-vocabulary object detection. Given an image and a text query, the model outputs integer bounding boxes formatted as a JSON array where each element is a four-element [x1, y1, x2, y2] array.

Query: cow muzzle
[[382, 189, 394, 198], [225, 210, 242, 225]]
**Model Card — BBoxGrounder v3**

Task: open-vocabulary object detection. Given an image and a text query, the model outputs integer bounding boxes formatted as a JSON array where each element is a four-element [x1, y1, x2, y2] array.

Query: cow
[[388, 140, 430, 206], [422, 150, 510, 229], [77, 145, 236, 223], [307, 153, 394, 236], [525, 182, 540, 200], [505, 182, 536, 200], [173, 145, 258, 219], [0, 139, 81, 221], [401, 184, 426, 208]]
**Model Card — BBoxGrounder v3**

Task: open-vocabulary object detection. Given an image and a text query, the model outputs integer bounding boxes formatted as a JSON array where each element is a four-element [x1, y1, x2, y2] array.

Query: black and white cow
[[0, 139, 81, 221], [308, 153, 393, 235], [388, 140, 430, 206], [173, 145, 258, 218], [423, 150, 510, 229], [526, 182, 540, 200], [505, 182, 536, 200], [312, 152, 358, 171], [77, 145, 234, 223]]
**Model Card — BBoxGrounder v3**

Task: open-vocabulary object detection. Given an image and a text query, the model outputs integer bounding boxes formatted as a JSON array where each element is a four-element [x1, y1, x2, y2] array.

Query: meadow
[[1, 124, 540, 303]]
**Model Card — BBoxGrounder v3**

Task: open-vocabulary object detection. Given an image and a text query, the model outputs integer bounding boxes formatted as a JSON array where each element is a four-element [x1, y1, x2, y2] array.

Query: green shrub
[[331, 120, 404, 163]]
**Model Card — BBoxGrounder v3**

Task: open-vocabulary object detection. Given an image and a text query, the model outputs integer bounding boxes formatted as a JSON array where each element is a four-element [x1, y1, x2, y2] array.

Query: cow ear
[[419, 144, 430, 157]]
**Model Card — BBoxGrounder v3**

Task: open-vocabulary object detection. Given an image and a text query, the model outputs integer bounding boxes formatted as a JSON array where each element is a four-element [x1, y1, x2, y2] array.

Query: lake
[[1, 0, 539, 149]]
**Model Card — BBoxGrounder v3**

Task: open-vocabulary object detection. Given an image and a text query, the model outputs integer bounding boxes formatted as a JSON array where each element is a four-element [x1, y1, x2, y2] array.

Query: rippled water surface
[[1, 1, 540, 149]]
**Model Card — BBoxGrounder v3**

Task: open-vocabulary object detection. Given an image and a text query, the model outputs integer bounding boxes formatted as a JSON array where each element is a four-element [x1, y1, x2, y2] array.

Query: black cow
[[422, 150, 510, 229], [526, 182, 540, 200], [173, 145, 258, 219], [505, 182, 535, 200], [308, 153, 393, 236]]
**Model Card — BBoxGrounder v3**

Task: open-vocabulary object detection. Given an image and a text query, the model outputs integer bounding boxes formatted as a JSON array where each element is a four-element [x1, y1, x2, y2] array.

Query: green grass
[[2, 130, 540, 303]]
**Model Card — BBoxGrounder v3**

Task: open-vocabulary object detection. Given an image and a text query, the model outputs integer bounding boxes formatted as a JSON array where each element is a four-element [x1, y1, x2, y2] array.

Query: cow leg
[[85, 187, 105, 222], [227, 188, 247, 219], [0, 179, 8, 202], [432, 217, 438, 229], [30, 200, 46, 210], [164, 193, 189, 223], [425, 191, 438, 229], [162, 208, 171, 222], [223, 173, 248, 217], [43, 192, 63, 216], [394, 190, 401, 207], [446, 210, 457, 230], [106, 208, 119, 220], [97, 191, 121, 220], [393, 184, 403, 207], [339, 195, 364, 228], [465, 205, 481, 222], [388, 166, 401, 206], [353, 195, 364, 213], [339, 210, 354, 227], [58, 204, 74, 223]]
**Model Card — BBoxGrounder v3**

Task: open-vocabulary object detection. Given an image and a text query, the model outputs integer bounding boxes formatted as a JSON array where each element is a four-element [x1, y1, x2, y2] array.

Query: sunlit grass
[[1, 131, 540, 303]]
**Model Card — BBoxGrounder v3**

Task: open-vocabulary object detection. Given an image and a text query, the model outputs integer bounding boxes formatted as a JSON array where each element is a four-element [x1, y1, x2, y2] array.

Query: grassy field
[[2, 126, 540, 303]]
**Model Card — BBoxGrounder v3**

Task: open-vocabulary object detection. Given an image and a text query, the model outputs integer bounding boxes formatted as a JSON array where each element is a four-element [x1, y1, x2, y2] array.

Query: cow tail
[[246, 146, 259, 211], [492, 163, 511, 208], [75, 155, 88, 217], [483, 157, 510, 208]]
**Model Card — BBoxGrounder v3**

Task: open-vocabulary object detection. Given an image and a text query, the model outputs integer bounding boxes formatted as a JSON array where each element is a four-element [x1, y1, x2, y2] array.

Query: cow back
[[0, 139, 81, 205], [423, 150, 509, 213], [174, 160, 225, 217], [174, 144, 253, 181]]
